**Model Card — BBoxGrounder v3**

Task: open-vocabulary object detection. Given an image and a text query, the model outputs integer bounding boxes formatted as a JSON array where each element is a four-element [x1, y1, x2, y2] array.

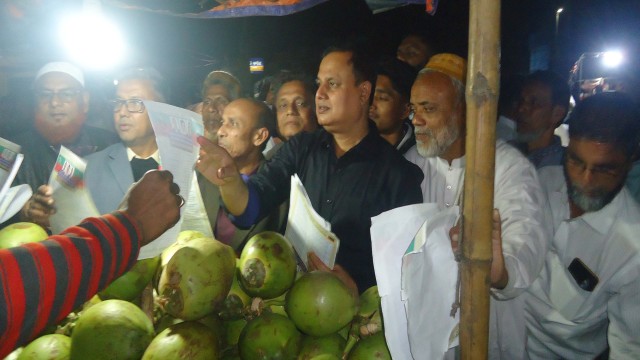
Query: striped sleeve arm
[[0, 211, 142, 357]]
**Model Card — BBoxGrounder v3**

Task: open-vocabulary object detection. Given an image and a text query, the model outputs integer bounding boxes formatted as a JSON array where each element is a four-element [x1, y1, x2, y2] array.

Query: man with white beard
[[524, 92, 640, 358], [404, 53, 549, 358]]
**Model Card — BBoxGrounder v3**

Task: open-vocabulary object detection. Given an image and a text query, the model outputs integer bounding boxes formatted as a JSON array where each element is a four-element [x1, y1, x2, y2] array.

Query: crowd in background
[[1, 30, 640, 359]]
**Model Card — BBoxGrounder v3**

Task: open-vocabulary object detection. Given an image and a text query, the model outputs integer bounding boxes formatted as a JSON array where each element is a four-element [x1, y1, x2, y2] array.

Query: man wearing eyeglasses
[[6, 62, 117, 229], [82, 67, 167, 214], [523, 92, 640, 358]]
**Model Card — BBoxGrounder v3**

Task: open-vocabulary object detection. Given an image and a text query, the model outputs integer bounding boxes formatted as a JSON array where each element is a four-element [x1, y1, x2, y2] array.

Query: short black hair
[[322, 44, 376, 87], [272, 71, 317, 102], [115, 67, 169, 103], [375, 58, 418, 102], [524, 70, 570, 113], [568, 92, 640, 158]]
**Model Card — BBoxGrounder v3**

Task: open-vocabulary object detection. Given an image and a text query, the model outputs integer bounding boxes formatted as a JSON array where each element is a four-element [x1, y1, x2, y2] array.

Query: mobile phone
[[568, 258, 599, 292]]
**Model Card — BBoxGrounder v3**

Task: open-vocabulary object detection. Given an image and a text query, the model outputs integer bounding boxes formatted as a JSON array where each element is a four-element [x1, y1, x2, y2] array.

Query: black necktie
[[130, 157, 159, 182]]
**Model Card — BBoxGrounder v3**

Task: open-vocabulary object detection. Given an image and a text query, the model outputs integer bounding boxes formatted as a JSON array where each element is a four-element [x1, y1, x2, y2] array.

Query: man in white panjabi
[[404, 53, 549, 358]]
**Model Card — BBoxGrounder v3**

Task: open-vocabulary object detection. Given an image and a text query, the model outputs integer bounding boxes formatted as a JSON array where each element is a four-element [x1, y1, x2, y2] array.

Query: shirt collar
[[576, 187, 627, 235], [319, 120, 385, 159], [127, 147, 160, 163]]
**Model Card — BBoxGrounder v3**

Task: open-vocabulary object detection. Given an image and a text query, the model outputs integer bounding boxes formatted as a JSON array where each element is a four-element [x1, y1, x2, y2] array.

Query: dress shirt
[[526, 136, 565, 169], [235, 121, 424, 291], [624, 160, 640, 204], [525, 165, 640, 359], [405, 139, 549, 358]]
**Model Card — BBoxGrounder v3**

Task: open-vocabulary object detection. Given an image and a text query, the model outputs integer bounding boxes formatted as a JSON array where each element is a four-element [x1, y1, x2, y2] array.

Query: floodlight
[[58, 1, 126, 70], [602, 51, 623, 68]]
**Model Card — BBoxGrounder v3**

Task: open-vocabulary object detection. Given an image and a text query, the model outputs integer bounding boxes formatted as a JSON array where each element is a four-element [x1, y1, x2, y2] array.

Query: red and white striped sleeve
[[0, 212, 142, 357]]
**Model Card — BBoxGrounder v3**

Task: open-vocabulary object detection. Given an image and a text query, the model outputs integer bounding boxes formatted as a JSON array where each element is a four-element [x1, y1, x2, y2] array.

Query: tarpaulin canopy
[[103, 0, 432, 18]]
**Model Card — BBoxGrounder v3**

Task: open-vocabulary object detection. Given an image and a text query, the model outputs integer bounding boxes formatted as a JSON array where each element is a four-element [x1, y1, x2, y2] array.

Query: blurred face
[[316, 51, 371, 134], [564, 138, 630, 213], [515, 81, 562, 143], [217, 99, 265, 161], [202, 84, 232, 141], [410, 72, 463, 158], [275, 80, 317, 140], [369, 74, 410, 135], [34, 72, 89, 145], [113, 79, 158, 149], [397, 35, 430, 69]]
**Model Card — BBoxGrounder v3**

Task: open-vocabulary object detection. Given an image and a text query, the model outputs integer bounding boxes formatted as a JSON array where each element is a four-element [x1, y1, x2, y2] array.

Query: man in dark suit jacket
[[195, 98, 286, 250], [7, 62, 118, 230], [85, 68, 167, 214]]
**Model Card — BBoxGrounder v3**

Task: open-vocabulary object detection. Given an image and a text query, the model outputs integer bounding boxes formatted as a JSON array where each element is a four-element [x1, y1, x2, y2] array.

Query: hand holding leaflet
[[0, 137, 29, 222], [284, 174, 339, 269], [48, 146, 100, 234], [143, 101, 204, 258]]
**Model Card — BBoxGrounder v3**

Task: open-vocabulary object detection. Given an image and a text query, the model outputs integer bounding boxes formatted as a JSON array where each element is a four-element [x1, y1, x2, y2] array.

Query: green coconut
[[298, 333, 346, 360], [223, 318, 247, 349], [4, 347, 23, 360], [345, 332, 391, 360], [0, 222, 48, 249], [238, 312, 302, 360], [99, 256, 160, 301], [238, 232, 297, 299], [159, 230, 207, 267], [355, 286, 383, 337], [285, 271, 358, 336], [219, 265, 252, 321], [70, 299, 154, 360], [157, 237, 236, 320], [17, 334, 70, 360], [142, 321, 220, 360]]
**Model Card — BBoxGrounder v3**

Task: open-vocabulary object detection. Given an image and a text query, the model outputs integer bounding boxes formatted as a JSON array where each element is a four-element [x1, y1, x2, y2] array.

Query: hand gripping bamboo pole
[[459, 0, 501, 358]]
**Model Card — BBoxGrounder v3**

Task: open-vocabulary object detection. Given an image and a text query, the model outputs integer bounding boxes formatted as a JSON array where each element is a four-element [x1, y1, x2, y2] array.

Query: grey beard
[[415, 123, 459, 158], [567, 186, 615, 213], [564, 167, 623, 213]]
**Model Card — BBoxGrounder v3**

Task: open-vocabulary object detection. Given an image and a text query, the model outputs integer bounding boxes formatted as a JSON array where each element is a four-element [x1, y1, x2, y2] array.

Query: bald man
[[198, 98, 286, 250]]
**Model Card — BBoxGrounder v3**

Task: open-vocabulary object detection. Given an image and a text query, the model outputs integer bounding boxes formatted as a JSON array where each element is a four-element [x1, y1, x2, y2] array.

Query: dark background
[[1, 0, 639, 134]]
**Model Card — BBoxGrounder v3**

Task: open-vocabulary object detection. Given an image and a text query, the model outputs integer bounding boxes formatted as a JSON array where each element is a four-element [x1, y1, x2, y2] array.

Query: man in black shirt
[[197, 45, 424, 292]]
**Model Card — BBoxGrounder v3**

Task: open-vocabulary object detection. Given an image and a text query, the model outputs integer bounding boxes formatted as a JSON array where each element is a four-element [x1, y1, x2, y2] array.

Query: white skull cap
[[35, 62, 85, 87]]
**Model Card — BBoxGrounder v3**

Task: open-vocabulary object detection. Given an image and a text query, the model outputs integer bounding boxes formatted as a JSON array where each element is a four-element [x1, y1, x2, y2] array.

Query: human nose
[[217, 124, 227, 138], [47, 93, 63, 107], [411, 111, 424, 127], [288, 103, 300, 115], [316, 83, 328, 100]]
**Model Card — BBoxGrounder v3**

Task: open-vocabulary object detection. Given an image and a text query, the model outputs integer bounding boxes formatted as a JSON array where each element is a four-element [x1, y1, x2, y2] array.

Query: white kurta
[[525, 166, 640, 359], [405, 140, 549, 359]]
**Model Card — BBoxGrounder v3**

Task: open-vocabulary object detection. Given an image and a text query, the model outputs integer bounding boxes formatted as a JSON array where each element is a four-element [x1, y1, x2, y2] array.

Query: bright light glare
[[59, 13, 126, 70], [556, 7, 563, 14], [602, 51, 623, 68]]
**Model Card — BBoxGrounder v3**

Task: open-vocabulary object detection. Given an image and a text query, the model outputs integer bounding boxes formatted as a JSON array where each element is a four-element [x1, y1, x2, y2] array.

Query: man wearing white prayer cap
[[5, 61, 117, 230]]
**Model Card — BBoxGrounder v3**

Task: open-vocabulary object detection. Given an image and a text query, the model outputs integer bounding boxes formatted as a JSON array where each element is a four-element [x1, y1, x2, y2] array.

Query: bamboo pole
[[459, 0, 501, 358]]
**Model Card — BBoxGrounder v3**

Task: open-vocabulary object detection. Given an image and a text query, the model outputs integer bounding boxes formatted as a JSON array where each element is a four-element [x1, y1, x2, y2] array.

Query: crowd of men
[[1, 34, 639, 359]]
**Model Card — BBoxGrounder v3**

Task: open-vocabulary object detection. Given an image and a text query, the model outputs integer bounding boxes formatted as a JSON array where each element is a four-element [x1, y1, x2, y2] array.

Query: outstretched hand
[[121, 170, 182, 245], [449, 209, 508, 289], [195, 136, 240, 187], [308, 252, 359, 297], [21, 185, 55, 229]]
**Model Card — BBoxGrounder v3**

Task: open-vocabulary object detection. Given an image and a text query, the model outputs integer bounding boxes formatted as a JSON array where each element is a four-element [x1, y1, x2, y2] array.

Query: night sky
[[1, 0, 638, 132]]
